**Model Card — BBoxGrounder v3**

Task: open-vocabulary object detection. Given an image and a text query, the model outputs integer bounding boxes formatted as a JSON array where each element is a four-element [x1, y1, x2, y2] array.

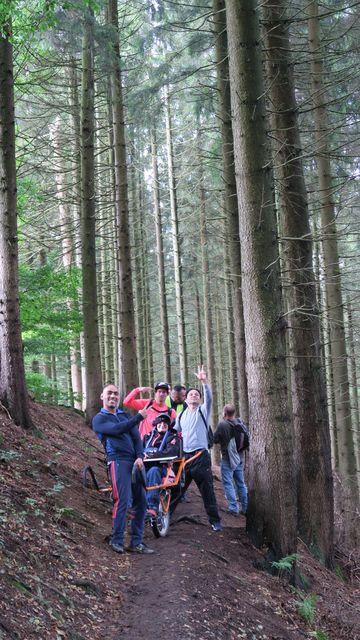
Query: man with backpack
[[123, 382, 177, 438], [213, 404, 249, 516], [174, 365, 222, 532]]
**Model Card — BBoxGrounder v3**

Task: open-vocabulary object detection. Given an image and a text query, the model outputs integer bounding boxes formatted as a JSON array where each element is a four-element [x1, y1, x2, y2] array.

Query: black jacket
[[143, 427, 181, 459], [213, 418, 245, 461]]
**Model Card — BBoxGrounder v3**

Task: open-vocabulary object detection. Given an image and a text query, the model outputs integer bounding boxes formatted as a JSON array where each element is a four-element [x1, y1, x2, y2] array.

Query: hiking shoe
[[127, 543, 154, 554], [221, 507, 239, 516], [110, 542, 124, 554], [211, 521, 223, 532]]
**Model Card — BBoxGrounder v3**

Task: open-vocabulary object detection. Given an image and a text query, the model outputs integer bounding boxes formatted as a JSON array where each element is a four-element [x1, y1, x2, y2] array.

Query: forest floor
[[0, 401, 359, 640]]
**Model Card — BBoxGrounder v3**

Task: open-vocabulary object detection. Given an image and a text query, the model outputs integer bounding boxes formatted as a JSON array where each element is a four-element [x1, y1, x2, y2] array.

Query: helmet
[[152, 413, 172, 428]]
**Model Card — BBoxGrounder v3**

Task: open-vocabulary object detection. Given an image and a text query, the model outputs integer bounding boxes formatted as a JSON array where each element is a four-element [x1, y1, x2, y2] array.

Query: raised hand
[[139, 386, 153, 394], [195, 365, 207, 383]]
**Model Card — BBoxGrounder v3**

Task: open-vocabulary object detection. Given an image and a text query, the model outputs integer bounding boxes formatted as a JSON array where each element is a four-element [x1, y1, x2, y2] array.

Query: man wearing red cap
[[123, 382, 177, 439]]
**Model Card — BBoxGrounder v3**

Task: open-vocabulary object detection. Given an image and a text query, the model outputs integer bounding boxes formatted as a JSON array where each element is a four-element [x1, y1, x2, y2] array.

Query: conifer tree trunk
[[308, 0, 358, 502], [213, 0, 248, 421], [197, 128, 218, 423], [50, 115, 82, 410], [80, 12, 103, 421], [96, 108, 115, 384], [151, 128, 172, 382], [263, 0, 333, 564], [129, 143, 146, 386], [0, 22, 33, 428], [165, 87, 188, 384], [223, 224, 238, 405], [68, 60, 84, 409], [195, 287, 204, 366], [346, 298, 360, 477], [107, 0, 138, 397], [225, 0, 296, 559], [144, 275, 154, 386]]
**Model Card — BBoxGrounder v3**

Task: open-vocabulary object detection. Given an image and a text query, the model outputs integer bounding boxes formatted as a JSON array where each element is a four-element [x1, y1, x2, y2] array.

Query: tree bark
[[80, 12, 103, 421], [263, 0, 333, 564], [0, 21, 33, 428], [197, 127, 218, 423], [151, 128, 172, 383], [346, 297, 360, 481], [68, 59, 85, 410], [225, 0, 297, 559], [50, 115, 82, 410], [308, 0, 358, 503], [165, 87, 188, 384], [107, 0, 138, 398], [213, 0, 248, 421]]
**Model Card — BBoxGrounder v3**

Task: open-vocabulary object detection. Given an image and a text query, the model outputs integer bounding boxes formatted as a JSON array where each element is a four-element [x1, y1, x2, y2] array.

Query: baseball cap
[[154, 382, 170, 391]]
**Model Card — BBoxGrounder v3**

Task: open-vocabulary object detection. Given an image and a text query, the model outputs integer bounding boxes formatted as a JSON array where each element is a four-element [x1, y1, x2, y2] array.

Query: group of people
[[92, 366, 248, 555]]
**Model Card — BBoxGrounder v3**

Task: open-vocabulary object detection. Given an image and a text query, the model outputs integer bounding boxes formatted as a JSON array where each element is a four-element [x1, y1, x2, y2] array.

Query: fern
[[271, 553, 298, 573], [309, 630, 329, 640], [296, 593, 318, 625]]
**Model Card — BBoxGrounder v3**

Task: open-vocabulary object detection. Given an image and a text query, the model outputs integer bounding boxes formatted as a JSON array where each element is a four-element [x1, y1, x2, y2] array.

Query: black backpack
[[178, 407, 214, 449], [233, 419, 250, 452]]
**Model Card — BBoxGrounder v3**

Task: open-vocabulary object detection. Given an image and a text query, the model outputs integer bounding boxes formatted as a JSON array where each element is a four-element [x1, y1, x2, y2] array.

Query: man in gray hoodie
[[175, 366, 222, 532]]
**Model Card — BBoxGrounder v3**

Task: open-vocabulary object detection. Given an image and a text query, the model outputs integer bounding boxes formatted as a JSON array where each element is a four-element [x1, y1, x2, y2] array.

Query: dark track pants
[[109, 459, 147, 547], [171, 450, 221, 524]]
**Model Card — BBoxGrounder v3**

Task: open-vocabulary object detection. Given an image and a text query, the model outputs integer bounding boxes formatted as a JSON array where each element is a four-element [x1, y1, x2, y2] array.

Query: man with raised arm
[[92, 384, 154, 555], [174, 366, 222, 532]]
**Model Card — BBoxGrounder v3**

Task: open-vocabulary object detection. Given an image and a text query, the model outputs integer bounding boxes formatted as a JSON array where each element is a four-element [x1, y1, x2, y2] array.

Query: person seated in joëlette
[[143, 414, 181, 517]]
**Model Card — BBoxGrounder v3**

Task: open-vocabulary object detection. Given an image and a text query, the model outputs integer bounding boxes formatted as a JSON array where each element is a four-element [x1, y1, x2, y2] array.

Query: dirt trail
[[116, 489, 309, 640], [1, 403, 359, 640]]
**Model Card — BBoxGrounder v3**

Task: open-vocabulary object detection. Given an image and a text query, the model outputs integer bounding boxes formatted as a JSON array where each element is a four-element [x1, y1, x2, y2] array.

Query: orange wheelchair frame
[[82, 450, 204, 538], [144, 450, 203, 537]]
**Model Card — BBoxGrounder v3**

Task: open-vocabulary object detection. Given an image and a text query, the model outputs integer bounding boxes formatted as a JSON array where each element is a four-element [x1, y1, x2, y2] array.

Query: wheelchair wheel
[[82, 465, 100, 491], [151, 490, 170, 538]]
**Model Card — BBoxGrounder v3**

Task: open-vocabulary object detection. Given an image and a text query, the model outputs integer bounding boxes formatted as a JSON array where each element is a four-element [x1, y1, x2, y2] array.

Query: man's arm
[[195, 365, 212, 420], [202, 383, 212, 421], [92, 411, 143, 437], [123, 387, 151, 411]]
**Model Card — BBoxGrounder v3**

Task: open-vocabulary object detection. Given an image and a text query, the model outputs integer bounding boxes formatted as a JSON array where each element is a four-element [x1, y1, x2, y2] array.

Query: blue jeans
[[146, 465, 163, 509], [221, 457, 248, 513]]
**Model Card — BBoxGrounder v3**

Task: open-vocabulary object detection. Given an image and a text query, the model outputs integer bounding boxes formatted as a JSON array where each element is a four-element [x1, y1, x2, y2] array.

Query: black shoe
[[127, 543, 154, 554], [110, 542, 124, 554]]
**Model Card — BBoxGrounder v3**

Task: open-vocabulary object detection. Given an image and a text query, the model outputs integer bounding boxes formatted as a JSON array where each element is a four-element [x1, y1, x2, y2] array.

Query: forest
[[0, 0, 359, 565]]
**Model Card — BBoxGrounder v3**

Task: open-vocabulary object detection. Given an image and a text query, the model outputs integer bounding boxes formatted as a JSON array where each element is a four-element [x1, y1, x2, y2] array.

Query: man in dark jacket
[[92, 384, 154, 554], [213, 403, 248, 515]]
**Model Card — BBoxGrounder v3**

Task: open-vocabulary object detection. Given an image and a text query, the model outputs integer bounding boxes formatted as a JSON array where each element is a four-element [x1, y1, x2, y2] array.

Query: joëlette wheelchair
[[82, 446, 203, 538]]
